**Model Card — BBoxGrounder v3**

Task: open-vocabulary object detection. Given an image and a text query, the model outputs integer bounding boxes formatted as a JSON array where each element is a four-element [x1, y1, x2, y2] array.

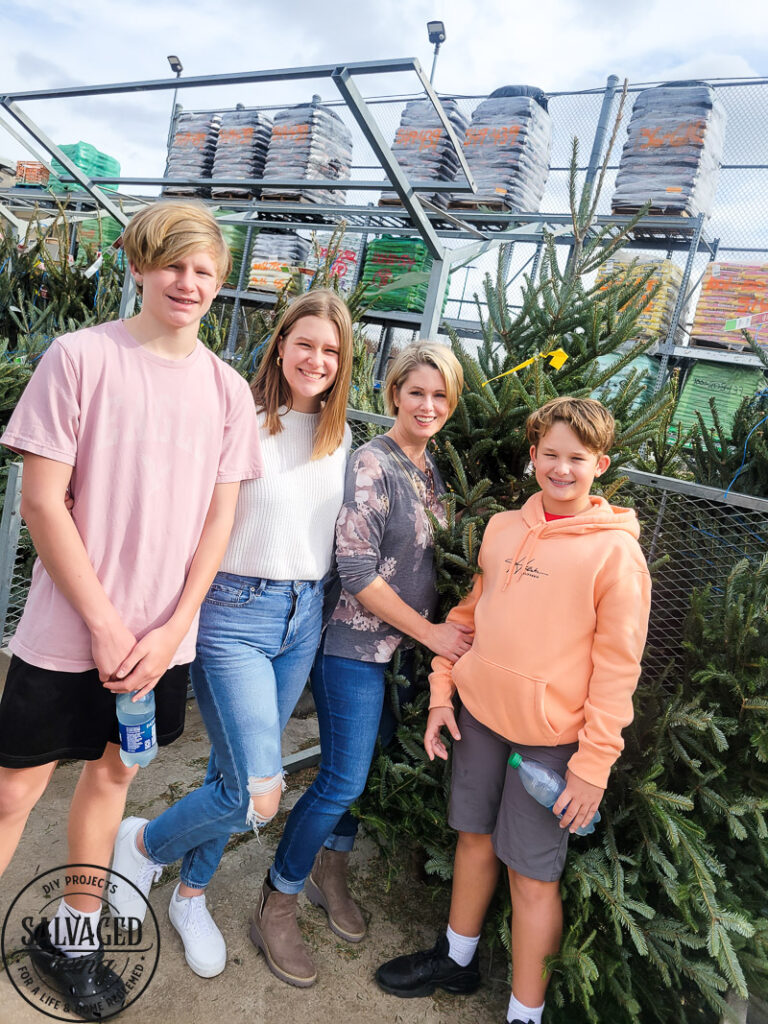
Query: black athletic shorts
[[0, 655, 190, 768]]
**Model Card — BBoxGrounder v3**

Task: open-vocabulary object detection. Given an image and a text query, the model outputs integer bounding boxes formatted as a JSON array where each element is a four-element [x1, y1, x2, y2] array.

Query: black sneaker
[[28, 922, 126, 1021], [375, 933, 480, 998]]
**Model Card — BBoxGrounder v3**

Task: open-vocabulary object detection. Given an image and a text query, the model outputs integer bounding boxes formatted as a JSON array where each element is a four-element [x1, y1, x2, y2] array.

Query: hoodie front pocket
[[453, 648, 561, 742]]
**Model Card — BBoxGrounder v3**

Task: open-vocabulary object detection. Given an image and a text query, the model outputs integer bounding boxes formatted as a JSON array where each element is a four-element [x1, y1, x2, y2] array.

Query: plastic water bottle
[[508, 752, 601, 836], [116, 691, 157, 767]]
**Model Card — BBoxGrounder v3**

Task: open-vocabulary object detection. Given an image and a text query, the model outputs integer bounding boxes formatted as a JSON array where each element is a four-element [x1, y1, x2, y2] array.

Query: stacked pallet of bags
[[248, 231, 311, 292], [450, 86, 551, 211], [50, 142, 120, 193], [164, 112, 221, 197], [379, 98, 469, 209], [611, 81, 726, 218], [212, 108, 273, 199], [361, 236, 446, 313], [304, 231, 363, 293], [261, 98, 352, 204], [670, 362, 764, 442], [690, 262, 768, 349], [76, 216, 123, 265], [595, 253, 686, 350]]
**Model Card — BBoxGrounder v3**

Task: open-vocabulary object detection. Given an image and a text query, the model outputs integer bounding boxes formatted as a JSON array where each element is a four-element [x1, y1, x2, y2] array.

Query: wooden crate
[[15, 161, 49, 186]]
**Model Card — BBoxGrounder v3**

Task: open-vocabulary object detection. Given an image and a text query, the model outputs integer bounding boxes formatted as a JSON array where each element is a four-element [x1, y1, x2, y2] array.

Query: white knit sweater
[[219, 409, 351, 581]]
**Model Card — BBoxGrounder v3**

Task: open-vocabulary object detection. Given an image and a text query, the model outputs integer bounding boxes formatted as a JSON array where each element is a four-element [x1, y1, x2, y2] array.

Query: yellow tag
[[482, 349, 569, 387]]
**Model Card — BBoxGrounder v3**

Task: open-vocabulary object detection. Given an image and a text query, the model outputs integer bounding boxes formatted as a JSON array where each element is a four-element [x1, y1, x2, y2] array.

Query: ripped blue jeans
[[142, 571, 323, 890]]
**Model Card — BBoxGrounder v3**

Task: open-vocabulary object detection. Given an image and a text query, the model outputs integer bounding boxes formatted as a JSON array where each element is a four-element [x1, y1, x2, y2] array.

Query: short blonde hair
[[122, 201, 231, 285], [526, 397, 615, 454], [251, 289, 354, 460], [384, 340, 464, 416]]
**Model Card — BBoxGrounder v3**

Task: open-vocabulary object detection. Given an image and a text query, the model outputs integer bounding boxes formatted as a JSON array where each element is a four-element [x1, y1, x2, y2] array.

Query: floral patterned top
[[323, 435, 447, 663]]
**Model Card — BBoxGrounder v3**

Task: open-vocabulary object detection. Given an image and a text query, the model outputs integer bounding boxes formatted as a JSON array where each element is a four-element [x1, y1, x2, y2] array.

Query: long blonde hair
[[251, 290, 353, 459]]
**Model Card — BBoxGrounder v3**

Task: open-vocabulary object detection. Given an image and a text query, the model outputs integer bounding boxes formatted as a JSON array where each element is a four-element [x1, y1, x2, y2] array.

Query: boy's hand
[[104, 624, 183, 699], [552, 770, 605, 833], [424, 706, 461, 761], [424, 622, 473, 662], [91, 617, 138, 684]]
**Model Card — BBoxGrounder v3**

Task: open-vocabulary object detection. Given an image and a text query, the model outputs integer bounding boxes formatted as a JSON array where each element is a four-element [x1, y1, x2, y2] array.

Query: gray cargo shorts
[[448, 705, 579, 882]]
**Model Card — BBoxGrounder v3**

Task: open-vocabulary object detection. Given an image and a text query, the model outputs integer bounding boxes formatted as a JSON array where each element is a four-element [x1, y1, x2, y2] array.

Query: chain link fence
[[3, 413, 768, 682]]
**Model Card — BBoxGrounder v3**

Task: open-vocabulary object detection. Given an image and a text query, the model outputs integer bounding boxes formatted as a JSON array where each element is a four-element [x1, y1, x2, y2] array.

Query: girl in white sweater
[[110, 290, 353, 978]]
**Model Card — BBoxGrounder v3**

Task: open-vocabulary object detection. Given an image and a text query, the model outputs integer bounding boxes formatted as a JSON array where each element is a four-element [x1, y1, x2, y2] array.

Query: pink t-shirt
[[1, 319, 263, 672]]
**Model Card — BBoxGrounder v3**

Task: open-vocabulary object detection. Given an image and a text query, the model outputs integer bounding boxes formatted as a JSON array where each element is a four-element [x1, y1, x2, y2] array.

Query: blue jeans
[[328, 649, 416, 847], [270, 647, 415, 894], [143, 571, 322, 890]]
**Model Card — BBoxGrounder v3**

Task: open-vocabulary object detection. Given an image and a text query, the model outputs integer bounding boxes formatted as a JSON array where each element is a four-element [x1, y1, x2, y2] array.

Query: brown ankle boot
[[249, 878, 316, 988], [305, 848, 366, 943]]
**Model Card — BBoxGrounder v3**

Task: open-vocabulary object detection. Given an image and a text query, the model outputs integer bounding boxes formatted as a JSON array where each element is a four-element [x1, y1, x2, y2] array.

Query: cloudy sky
[[2, 0, 767, 179]]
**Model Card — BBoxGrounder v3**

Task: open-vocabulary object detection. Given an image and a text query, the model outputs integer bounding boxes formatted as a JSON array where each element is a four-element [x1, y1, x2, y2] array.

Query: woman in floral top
[[254, 342, 470, 988]]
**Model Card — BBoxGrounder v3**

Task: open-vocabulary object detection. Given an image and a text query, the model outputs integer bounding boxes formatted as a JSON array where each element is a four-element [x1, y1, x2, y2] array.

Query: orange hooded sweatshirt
[[429, 491, 651, 788]]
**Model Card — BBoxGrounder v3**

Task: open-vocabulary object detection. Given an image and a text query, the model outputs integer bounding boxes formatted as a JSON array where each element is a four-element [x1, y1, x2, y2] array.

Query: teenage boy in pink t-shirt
[[0, 201, 262, 1018]]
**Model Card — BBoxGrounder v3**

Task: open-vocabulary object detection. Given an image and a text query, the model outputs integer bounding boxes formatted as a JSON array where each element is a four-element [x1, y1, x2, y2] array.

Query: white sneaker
[[168, 884, 226, 978], [110, 817, 163, 923]]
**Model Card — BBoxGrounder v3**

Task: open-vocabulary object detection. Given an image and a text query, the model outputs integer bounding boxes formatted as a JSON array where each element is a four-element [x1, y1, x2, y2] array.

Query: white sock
[[507, 992, 544, 1024], [48, 899, 102, 958], [446, 924, 479, 967]]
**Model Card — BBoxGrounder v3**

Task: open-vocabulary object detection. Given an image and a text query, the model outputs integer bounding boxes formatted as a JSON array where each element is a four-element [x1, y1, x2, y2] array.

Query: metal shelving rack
[[1, 63, 755, 385]]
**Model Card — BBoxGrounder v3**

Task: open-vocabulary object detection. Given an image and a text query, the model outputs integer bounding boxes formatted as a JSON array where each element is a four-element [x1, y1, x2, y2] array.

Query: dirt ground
[[0, 686, 508, 1024]]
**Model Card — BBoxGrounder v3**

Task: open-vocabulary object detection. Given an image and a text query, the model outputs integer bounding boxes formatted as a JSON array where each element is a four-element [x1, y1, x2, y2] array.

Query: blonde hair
[[122, 201, 231, 287], [251, 290, 353, 459], [526, 396, 615, 454], [384, 340, 464, 416]]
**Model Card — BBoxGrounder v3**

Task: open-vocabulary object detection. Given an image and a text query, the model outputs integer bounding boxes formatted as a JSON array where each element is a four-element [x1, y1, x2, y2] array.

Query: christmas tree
[[358, 143, 768, 1021]]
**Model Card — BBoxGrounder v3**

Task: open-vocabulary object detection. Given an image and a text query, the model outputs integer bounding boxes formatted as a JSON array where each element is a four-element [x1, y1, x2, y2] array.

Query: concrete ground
[[0, 678, 508, 1024]]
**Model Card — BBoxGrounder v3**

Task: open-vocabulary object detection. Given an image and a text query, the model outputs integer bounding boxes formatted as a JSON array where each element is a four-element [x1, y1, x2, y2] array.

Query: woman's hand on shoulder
[[424, 621, 473, 662], [424, 705, 461, 761]]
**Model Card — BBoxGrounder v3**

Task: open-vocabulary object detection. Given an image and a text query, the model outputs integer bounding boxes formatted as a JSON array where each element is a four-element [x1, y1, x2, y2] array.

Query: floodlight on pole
[[166, 55, 183, 152], [427, 20, 446, 85]]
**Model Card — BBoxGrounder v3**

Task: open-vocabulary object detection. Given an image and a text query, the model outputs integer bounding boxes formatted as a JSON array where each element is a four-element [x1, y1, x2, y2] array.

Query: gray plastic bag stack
[[261, 97, 353, 204], [250, 231, 311, 264], [379, 98, 469, 209], [451, 86, 551, 211], [212, 108, 273, 199], [164, 111, 221, 197], [611, 81, 726, 218]]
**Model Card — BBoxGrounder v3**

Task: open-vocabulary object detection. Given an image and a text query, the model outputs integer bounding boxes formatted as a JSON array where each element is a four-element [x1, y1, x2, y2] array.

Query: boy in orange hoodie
[[376, 397, 651, 1024]]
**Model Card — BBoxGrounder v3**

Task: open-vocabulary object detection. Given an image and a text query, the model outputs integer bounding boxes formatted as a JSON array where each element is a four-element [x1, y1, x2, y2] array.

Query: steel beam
[[419, 256, 451, 337], [224, 224, 255, 359], [0, 100, 129, 226], [408, 60, 476, 197], [0, 201, 23, 234], [331, 65, 444, 259], [50, 176, 464, 193], [0, 112, 55, 172], [0, 58, 422, 103], [654, 212, 706, 392]]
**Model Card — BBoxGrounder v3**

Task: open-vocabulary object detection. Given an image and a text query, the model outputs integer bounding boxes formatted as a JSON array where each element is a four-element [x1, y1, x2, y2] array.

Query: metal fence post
[[653, 212, 706, 392], [585, 75, 620, 190], [0, 462, 24, 641], [225, 223, 255, 360]]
